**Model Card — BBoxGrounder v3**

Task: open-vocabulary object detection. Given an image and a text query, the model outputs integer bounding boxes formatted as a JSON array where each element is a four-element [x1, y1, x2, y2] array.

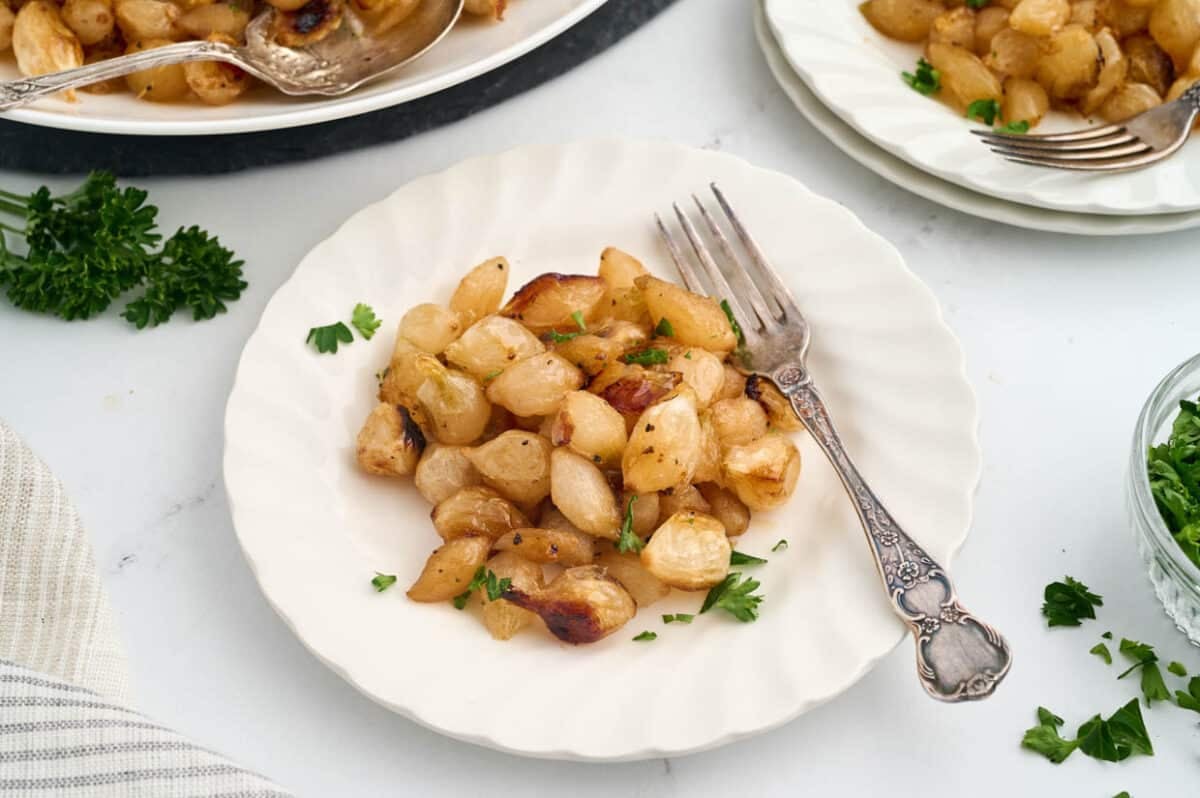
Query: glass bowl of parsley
[[1130, 353, 1200, 647]]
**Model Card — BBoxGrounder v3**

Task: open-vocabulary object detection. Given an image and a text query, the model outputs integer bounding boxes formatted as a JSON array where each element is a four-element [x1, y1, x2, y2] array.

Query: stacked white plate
[[755, 0, 1200, 236]]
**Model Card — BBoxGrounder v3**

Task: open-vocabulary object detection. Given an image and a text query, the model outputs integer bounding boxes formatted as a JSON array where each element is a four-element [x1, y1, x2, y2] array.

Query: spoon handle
[[0, 41, 238, 111]]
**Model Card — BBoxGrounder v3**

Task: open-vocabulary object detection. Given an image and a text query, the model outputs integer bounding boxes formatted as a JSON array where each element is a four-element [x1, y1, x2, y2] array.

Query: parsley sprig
[[616, 495, 644, 553], [452, 567, 512, 610], [1041, 576, 1102, 627], [700, 573, 763, 622], [0, 172, 245, 327], [351, 303, 382, 339]]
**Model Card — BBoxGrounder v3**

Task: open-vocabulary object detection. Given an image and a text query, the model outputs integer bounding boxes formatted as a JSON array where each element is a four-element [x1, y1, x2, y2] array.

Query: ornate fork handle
[[773, 367, 1011, 701], [0, 41, 236, 111]]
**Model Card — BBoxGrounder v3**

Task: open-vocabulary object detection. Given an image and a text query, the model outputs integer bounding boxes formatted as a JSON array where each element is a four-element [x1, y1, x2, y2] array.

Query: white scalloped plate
[[765, 0, 1200, 217], [223, 139, 981, 760], [754, 1, 1200, 235], [0, 0, 607, 135]]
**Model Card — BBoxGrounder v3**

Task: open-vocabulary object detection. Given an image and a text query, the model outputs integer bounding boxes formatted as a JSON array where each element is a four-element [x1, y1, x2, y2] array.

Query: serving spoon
[[0, 0, 463, 111]]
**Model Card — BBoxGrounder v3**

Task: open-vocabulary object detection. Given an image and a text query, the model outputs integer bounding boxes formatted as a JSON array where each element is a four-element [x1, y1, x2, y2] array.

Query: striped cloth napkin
[[0, 420, 293, 797]]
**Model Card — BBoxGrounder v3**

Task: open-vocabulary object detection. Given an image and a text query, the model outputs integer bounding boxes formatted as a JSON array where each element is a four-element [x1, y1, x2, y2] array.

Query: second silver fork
[[655, 185, 1012, 702]]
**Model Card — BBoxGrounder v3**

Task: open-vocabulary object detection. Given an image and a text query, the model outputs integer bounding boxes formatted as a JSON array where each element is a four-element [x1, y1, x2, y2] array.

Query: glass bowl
[[1128, 352, 1200, 647]]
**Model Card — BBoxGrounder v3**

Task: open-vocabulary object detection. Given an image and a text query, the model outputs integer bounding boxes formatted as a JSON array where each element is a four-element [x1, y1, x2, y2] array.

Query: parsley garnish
[[719, 299, 744, 345], [621, 348, 669, 366], [1175, 677, 1200, 713], [483, 369, 502, 382], [1168, 661, 1188, 677], [1148, 398, 1200, 569], [654, 317, 674, 337], [370, 572, 397, 592], [729, 550, 768, 566], [1118, 638, 1170, 705], [995, 120, 1031, 135], [966, 98, 1000, 126], [616, 495, 643, 553], [1041, 576, 1102, 627], [1114, 793, 1131, 798], [1022, 700, 1153, 764], [1103, 631, 1113, 639], [351, 303, 381, 339], [1090, 642, 1112, 665], [452, 567, 511, 609], [901, 58, 941, 96], [548, 311, 587, 343], [633, 630, 657, 641], [700, 573, 763, 622], [306, 321, 354, 354], [771, 539, 788, 552], [965, 0, 989, 8], [0, 172, 246, 327], [662, 613, 694, 624]]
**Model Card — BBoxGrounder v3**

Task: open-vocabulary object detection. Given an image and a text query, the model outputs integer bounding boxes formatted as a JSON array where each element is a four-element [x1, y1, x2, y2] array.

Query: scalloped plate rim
[[223, 138, 982, 760]]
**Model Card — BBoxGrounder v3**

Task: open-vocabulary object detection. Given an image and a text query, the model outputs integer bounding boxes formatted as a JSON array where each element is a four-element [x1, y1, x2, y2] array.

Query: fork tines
[[972, 124, 1156, 171]]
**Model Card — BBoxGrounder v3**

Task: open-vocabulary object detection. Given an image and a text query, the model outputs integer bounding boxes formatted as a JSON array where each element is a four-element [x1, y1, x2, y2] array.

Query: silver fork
[[974, 83, 1200, 172], [655, 185, 1012, 702]]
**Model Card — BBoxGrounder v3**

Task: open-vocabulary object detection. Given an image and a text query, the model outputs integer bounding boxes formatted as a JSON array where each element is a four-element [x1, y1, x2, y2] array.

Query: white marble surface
[[3, 0, 1200, 794]]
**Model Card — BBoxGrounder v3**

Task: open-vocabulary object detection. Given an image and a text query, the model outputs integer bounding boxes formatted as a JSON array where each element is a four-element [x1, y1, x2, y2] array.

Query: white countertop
[[4, 0, 1200, 794]]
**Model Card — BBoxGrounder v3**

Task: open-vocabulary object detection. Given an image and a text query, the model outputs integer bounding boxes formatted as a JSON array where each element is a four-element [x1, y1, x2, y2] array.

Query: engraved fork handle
[[774, 369, 1011, 701], [0, 41, 239, 111]]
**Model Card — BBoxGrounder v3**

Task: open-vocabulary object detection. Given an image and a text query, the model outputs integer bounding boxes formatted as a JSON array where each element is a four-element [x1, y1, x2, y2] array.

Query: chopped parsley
[[662, 613, 694, 624], [901, 58, 941, 96], [1118, 638, 1170, 705], [966, 98, 1000, 126], [1091, 642, 1113, 665], [700, 573, 763, 622], [452, 567, 511, 609], [483, 369, 502, 382], [965, 0, 989, 8], [1175, 677, 1200, 713], [1147, 397, 1200, 569], [771, 539, 788, 552], [370, 572, 397, 592], [729, 550, 768, 566], [719, 299, 744, 345], [654, 317, 674, 337], [548, 311, 587, 343], [351, 302, 381, 339], [633, 630, 657, 642], [621, 348, 669, 366], [306, 321, 353, 354], [616, 495, 644, 553], [995, 120, 1031, 135], [1168, 661, 1188, 678], [1041, 576, 1102, 627], [1021, 700, 1153, 764]]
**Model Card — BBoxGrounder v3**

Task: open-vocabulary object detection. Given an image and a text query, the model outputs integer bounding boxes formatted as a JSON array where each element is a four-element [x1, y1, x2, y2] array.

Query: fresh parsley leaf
[[351, 303, 381, 339], [452, 567, 510, 609], [719, 299, 745, 345], [995, 120, 1031, 135], [370, 572, 397, 592], [654, 317, 674, 337], [729, 550, 768, 566], [633, 631, 657, 642], [1090, 642, 1113, 665], [1168, 661, 1188, 677], [1023, 701, 1154, 764], [306, 321, 354, 354], [122, 226, 246, 329], [700, 573, 763, 622], [771, 539, 788, 552], [485, 570, 512, 601], [965, 0, 989, 7], [1103, 631, 1113, 640], [1148, 398, 1200, 570], [966, 98, 1000, 126], [548, 311, 587, 343], [1117, 638, 1157, 676], [1022, 707, 1078, 764], [901, 58, 941, 96], [1175, 676, 1200, 713], [1114, 793, 1131, 798], [1041, 576, 1102, 627], [621, 348, 669, 366], [616, 495, 644, 553], [662, 613, 694, 624], [1116, 639, 1170, 705]]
